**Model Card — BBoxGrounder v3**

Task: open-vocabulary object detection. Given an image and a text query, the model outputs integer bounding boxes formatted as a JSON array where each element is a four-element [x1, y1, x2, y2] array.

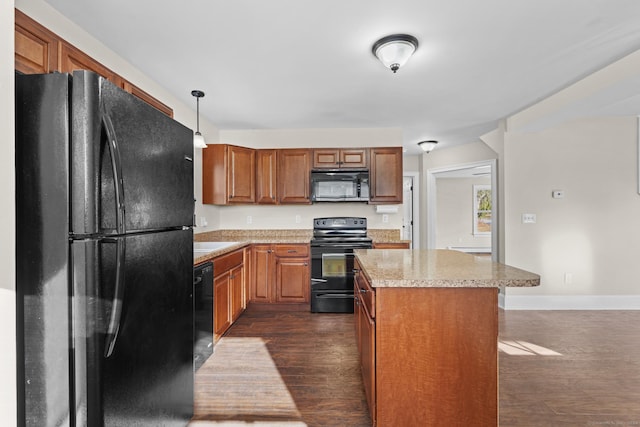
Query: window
[[473, 185, 492, 235]]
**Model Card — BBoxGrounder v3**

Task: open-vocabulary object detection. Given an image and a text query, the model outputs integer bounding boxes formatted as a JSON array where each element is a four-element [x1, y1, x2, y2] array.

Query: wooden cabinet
[[313, 148, 368, 169], [256, 149, 278, 204], [372, 242, 410, 249], [250, 244, 310, 307], [14, 9, 173, 117], [274, 245, 310, 303], [277, 149, 311, 204], [369, 147, 403, 204], [212, 249, 245, 341], [59, 41, 122, 86], [15, 10, 59, 74], [354, 258, 499, 426], [203, 144, 256, 205]]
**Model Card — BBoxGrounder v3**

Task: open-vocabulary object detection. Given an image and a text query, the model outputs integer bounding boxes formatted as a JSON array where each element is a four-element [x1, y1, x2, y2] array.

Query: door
[[70, 70, 194, 236], [402, 176, 414, 246], [71, 228, 194, 426]]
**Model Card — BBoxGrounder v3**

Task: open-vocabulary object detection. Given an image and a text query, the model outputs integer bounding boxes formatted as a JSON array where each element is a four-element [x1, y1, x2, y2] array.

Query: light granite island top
[[354, 248, 540, 288]]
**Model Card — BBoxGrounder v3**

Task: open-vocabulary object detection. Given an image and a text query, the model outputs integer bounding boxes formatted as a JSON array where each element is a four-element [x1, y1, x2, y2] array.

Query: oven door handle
[[311, 278, 328, 283], [315, 293, 354, 298]]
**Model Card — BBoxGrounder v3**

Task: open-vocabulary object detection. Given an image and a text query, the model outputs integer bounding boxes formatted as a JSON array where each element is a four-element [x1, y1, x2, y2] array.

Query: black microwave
[[310, 170, 370, 202]]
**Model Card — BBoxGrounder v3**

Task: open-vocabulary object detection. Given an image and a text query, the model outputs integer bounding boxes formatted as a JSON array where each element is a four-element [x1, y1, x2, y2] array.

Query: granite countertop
[[355, 249, 540, 288]]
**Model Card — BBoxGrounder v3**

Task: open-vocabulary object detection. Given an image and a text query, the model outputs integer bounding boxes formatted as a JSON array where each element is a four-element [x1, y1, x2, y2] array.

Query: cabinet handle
[[267, 250, 272, 253], [360, 288, 367, 293], [353, 268, 359, 273], [287, 250, 297, 253], [304, 263, 308, 266]]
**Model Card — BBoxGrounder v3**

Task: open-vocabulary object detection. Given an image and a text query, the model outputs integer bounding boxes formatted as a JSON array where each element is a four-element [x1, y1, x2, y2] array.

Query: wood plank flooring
[[191, 309, 640, 426]]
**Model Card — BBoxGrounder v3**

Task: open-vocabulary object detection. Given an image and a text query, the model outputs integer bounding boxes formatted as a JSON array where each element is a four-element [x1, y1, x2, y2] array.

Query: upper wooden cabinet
[[203, 144, 256, 205], [369, 147, 403, 204], [277, 149, 312, 204], [14, 9, 173, 117], [313, 148, 368, 169], [256, 149, 278, 204], [15, 10, 59, 74], [59, 42, 122, 86]]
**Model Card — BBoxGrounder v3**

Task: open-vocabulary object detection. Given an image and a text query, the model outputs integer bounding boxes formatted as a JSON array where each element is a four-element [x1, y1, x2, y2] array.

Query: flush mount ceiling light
[[191, 90, 207, 149], [418, 140, 438, 153], [372, 34, 419, 73]]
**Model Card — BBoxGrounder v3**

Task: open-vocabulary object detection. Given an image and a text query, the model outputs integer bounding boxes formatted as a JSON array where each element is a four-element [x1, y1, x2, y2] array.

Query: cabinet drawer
[[355, 270, 375, 318], [214, 249, 243, 275], [273, 244, 309, 258]]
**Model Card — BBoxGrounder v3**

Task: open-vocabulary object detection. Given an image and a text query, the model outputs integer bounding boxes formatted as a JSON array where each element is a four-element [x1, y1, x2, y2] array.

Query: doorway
[[426, 160, 497, 261], [402, 172, 420, 248]]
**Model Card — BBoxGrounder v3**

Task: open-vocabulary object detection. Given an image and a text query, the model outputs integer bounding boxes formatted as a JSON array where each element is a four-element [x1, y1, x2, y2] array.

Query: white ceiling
[[45, 0, 640, 155]]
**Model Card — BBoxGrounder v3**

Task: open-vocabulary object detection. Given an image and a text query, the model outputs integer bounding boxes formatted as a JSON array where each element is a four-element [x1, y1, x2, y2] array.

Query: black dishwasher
[[194, 261, 214, 371]]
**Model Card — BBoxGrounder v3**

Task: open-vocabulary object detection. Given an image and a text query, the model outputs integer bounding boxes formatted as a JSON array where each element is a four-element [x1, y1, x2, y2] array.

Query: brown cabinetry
[[14, 10, 59, 74], [14, 9, 173, 117], [212, 249, 245, 341], [369, 147, 403, 204], [250, 244, 310, 307], [203, 144, 256, 205], [256, 149, 278, 204], [372, 242, 410, 249], [313, 148, 368, 169], [277, 149, 312, 204], [354, 258, 498, 426]]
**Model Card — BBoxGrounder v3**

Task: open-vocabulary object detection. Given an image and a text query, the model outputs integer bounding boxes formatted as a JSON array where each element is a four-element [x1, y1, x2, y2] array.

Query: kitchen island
[[353, 249, 539, 427]]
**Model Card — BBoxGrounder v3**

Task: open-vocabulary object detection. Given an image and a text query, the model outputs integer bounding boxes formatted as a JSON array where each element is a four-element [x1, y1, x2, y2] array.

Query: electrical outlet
[[564, 273, 573, 284], [382, 214, 389, 223], [552, 190, 565, 199], [246, 215, 252, 224], [522, 213, 536, 224], [295, 215, 301, 224]]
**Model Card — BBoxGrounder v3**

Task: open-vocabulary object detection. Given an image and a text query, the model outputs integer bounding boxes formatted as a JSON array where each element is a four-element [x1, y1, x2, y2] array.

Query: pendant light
[[372, 34, 419, 73], [418, 140, 438, 153], [191, 90, 207, 148]]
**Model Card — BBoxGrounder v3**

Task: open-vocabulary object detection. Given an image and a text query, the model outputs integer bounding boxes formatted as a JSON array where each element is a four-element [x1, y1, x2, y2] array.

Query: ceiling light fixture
[[191, 90, 207, 149], [372, 34, 419, 73], [418, 140, 438, 153]]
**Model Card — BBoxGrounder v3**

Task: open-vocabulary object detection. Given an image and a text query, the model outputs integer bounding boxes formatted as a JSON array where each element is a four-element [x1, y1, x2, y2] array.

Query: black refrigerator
[[16, 71, 195, 426]]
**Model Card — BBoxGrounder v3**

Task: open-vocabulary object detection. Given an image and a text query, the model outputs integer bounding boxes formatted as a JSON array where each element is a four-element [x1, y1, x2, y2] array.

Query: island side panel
[[375, 287, 498, 427]]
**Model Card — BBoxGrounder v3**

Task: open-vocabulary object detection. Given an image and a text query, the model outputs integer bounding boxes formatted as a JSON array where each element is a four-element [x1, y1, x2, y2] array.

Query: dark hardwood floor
[[190, 309, 640, 426]]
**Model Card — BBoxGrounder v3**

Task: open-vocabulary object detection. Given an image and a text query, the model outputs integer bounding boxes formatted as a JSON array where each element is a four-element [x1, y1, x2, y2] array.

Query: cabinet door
[[256, 149, 278, 204], [228, 145, 256, 203], [340, 148, 368, 168], [369, 147, 403, 204], [59, 41, 122, 87], [359, 294, 376, 423], [275, 257, 310, 303], [251, 245, 274, 303], [15, 10, 59, 74], [278, 149, 311, 204], [230, 265, 245, 322], [312, 149, 340, 168], [214, 273, 231, 340]]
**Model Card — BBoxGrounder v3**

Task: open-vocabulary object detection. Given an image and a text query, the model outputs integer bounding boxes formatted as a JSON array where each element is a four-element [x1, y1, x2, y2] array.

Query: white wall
[[435, 177, 492, 249], [212, 128, 405, 231], [15, 0, 222, 232], [1, 2, 16, 424], [505, 116, 640, 302]]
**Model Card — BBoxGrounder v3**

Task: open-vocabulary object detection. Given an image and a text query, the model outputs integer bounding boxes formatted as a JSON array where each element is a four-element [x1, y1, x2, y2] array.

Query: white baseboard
[[503, 294, 640, 310]]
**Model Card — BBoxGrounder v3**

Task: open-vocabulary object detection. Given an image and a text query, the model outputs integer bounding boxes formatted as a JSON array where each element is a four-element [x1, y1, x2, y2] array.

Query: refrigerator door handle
[[103, 237, 126, 358], [101, 106, 126, 235]]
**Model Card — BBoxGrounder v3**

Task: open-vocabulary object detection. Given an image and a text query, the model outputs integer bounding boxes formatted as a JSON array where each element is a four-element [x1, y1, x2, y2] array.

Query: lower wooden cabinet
[[212, 248, 245, 341], [354, 258, 498, 426], [372, 242, 410, 249], [250, 244, 310, 307]]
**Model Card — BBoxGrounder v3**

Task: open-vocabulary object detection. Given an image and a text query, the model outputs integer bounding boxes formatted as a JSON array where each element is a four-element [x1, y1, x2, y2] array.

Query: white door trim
[[403, 172, 420, 248]]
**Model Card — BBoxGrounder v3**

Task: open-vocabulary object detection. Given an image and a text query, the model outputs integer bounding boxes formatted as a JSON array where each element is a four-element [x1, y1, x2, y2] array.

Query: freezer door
[[70, 70, 194, 236], [72, 228, 194, 426]]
